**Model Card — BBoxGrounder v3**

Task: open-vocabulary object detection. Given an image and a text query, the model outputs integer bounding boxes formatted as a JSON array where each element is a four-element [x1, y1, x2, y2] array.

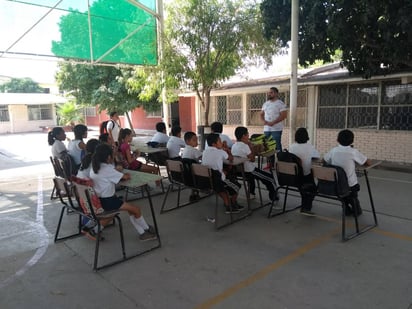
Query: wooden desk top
[[131, 144, 168, 154], [119, 169, 162, 188]]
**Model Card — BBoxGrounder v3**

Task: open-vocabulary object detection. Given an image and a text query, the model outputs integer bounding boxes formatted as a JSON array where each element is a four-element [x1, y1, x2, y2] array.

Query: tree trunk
[[204, 88, 211, 127], [125, 112, 136, 136]]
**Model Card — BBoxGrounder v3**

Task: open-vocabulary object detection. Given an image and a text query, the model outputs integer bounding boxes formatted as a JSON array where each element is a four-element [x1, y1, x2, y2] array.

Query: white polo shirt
[[90, 163, 123, 198], [151, 132, 170, 144], [202, 146, 228, 180], [182, 145, 202, 161], [231, 141, 255, 173], [289, 142, 320, 176], [324, 145, 367, 187], [167, 136, 186, 158]]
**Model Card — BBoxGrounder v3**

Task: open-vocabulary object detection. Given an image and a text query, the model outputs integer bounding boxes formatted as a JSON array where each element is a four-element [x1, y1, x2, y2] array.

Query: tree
[[162, 0, 278, 126], [0, 77, 44, 93], [56, 62, 162, 128], [260, 0, 412, 78], [56, 101, 84, 126]]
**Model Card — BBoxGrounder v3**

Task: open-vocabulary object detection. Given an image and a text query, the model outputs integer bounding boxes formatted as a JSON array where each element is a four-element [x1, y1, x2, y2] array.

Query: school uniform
[[151, 132, 170, 144], [167, 136, 186, 159], [182, 145, 202, 161], [202, 146, 240, 195], [90, 163, 123, 211]]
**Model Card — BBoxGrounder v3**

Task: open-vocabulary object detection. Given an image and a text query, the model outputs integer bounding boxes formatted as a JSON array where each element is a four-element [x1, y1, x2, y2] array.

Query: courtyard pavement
[[0, 132, 411, 309]]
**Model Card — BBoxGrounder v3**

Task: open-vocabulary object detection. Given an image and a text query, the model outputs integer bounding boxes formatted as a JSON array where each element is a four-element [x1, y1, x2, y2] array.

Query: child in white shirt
[[90, 144, 157, 241], [167, 126, 186, 159], [202, 134, 243, 213], [150, 122, 170, 145], [231, 126, 278, 201], [324, 129, 371, 217]]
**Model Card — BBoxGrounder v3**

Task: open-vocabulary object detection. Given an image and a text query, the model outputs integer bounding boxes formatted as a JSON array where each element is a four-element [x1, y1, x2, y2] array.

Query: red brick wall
[[130, 107, 161, 130], [179, 96, 196, 132]]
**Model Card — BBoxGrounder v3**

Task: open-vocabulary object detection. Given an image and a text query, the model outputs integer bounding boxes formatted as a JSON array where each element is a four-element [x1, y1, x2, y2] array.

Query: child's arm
[[121, 172, 131, 181]]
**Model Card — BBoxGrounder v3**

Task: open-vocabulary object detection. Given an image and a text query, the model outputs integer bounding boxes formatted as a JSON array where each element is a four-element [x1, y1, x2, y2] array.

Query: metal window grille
[[227, 95, 242, 125], [84, 107, 96, 117], [318, 81, 412, 131], [247, 92, 266, 125], [215, 96, 227, 124], [0, 105, 10, 122], [380, 82, 412, 130], [28, 104, 53, 121]]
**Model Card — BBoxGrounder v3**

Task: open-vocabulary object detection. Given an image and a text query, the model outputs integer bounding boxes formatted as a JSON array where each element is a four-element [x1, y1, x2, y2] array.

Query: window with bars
[[247, 93, 266, 125], [146, 108, 162, 118], [0, 105, 10, 122], [28, 104, 53, 121], [318, 81, 412, 131], [215, 95, 242, 125], [84, 106, 96, 117]]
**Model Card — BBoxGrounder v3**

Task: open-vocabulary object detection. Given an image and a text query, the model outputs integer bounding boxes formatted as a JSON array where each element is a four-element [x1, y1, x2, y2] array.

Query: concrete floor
[[0, 132, 412, 309]]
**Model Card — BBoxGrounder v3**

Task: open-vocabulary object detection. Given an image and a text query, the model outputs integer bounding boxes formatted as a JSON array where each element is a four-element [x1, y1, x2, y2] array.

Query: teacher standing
[[260, 87, 288, 167]]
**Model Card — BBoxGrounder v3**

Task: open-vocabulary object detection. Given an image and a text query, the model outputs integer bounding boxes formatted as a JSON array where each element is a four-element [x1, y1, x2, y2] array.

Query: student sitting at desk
[[324, 129, 371, 217], [288, 127, 320, 216], [90, 144, 157, 241], [77, 138, 100, 179], [182, 131, 202, 202], [150, 122, 170, 145], [167, 126, 186, 160], [48, 127, 68, 159], [68, 124, 88, 169], [118, 128, 159, 175], [231, 126, 278, 201], [202, 134, 244, 214], [205, 121, 234, 149]]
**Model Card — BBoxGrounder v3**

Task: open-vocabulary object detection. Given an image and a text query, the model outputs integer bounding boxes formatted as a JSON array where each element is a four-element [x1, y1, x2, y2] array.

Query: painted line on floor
[[194, 228, 340, 309], [0, 176, 49, 289]]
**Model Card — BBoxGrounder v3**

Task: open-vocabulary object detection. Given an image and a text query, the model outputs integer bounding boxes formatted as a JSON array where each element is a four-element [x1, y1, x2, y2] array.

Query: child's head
[[92, 143, 114, 173], [99, 133, 113, 145], [210, 122, 223, 133], [234, 126, 249, 141], [118, 128, 133, 143], [206, 133, 222, 148], [337, 129, 354, 146], [48, 127, 66, 145], [156, 122, 167, 133], [73, 124, 88, 140], [295, 127, 309, 144], [171, 126, 182, 137], [110, 111, 119, 120], [85, 138, 100, 154], [184, 131, 198, 147]]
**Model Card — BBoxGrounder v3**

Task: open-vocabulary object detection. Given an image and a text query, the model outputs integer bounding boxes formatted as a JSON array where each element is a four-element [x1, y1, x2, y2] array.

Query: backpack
[[318, 164, 350, 197], [99, 119, 115, 135], [276, 150, 304, 187]]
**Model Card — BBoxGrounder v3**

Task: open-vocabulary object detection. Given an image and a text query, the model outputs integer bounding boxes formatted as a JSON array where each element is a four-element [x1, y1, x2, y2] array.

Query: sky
[[0, 0, 291, 84]]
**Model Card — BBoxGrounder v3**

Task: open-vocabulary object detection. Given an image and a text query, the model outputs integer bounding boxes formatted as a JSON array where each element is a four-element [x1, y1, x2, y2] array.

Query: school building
[[86, 63, 412, 165]]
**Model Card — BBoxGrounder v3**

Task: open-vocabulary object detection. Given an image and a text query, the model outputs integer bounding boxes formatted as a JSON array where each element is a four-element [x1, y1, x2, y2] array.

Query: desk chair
[[268, 161, 303, 218], [53, 177, 84, 242], [160, 159, 201, 213], [72, 182, 126, 271], [312, 165, 378, 241], [191, 164, 249, 230]]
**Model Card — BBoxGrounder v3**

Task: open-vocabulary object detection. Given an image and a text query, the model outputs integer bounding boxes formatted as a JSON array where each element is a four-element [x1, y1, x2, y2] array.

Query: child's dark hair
[[110, 111, 118, 117], [73, 124, 88, 140], [118, 128, 132, 144], [92, 144, 113, 173], [206, 133, 220, 146], [171, 126, 182, 136], [337, 129, 354, 146], [79, 139, 100, 171], [184, 131, 196, 143], [99, 133, 109, 143], [156, 122, 166, 133], [47, 127, 65, 145], [295, 127, 309, 144], [234, 126, 248, 141], [210, 122, 223, 133]]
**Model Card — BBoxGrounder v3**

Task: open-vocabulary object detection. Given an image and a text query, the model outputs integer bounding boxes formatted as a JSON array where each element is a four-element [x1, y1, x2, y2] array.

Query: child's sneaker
[[139, 231, 157, 241], [225, 206, 241, 214], [145, 225, 156, 234]]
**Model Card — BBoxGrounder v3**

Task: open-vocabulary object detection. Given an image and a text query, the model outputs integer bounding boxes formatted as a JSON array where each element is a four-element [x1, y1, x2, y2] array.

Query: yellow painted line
[[194, 228, 340, 309], [373, 229, 412, 241], [315, 214, 412, 241]]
